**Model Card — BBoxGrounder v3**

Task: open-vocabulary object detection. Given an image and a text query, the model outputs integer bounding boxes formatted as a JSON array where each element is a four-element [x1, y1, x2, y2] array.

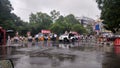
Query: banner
[[95, 24, 100, 31], [41, 30, 51, 34]]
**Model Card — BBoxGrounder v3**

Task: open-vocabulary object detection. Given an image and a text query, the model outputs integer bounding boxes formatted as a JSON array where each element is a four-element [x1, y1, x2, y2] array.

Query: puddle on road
[[1, 42, 120, 68]]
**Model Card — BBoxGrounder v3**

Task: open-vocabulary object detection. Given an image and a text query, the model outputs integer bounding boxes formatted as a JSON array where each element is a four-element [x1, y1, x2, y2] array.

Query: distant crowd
[[6, 32, 58, 46]]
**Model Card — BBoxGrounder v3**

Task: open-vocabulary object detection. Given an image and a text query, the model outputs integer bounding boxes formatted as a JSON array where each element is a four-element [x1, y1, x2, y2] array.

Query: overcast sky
[[9, 0, 101, 22]]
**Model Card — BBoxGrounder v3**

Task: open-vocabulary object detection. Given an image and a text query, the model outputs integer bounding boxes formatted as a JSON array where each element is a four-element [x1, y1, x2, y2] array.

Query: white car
[[59, 34, 77, 42]]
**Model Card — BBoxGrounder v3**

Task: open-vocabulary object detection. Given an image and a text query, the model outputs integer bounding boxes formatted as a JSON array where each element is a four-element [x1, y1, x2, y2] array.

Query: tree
[[0, 0, 14, 29], [50, 14, 87, 34], [71, 24, 87, 34], [9, 13, 29, 35], [50, 10, 60, 22], [29, 12, 53, 35], [29, 13, 37, 23], [49, 23, 64, 34], [0, 0, 27, 34], [86, 24, 93, 34], [64, 14, 80, 24], [96, 0, 120, 33], [28, 11, 87, 35], [55, 15, 64, 24], [29, 12, 52, 29]]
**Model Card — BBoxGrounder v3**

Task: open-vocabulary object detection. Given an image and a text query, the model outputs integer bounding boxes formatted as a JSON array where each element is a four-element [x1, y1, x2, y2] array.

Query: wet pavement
[[1, 41, 120, 68]]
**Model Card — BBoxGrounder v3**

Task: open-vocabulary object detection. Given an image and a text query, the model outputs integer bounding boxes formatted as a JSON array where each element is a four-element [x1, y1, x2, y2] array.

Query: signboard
[[95, 24, 100, 30], [41, 30, 51, 34], [71, 31, 78, 35]]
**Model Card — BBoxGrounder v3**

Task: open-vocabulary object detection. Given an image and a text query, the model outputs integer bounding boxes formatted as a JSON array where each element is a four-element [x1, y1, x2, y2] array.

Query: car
[[107, 35, 120, 41], [114, 35, 120, 37], [59, 33, 77, 43]]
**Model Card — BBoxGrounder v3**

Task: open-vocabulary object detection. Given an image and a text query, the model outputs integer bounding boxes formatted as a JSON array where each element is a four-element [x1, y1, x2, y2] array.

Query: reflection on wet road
[[1, 41, 120, 68]]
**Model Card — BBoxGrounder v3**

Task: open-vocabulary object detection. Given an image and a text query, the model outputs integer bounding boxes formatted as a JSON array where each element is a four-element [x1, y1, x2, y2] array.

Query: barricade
[[114, 38, 120, 46], [114, 46, 120, 54]]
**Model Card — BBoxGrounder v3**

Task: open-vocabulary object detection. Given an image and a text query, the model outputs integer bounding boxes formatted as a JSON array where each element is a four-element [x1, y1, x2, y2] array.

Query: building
[[76, 16, 96, 34]]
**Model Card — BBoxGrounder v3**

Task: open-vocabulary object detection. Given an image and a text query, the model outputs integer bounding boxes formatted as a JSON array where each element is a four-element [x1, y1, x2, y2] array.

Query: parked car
[[59, 33, 77, 43], [107, 35, 120, 42]]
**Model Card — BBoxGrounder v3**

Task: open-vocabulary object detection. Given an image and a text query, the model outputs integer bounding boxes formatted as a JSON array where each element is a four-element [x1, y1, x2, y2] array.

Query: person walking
[[27, 32, 33, 47], [35, 34, 39, 46]]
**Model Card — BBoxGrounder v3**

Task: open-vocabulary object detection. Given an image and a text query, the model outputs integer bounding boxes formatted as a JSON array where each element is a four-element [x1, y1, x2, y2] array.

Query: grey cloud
[[10, 0, 100, 21]]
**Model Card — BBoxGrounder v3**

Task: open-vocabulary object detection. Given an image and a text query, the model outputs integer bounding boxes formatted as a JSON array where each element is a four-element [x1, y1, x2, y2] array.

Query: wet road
[[1, 41, 120, 68]]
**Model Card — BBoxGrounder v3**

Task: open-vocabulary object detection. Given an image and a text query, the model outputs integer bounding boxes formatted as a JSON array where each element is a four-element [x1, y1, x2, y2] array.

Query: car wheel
[[59, 40, 62, 42], [64, 38, 69, 43], [72, 38, 75, 42]]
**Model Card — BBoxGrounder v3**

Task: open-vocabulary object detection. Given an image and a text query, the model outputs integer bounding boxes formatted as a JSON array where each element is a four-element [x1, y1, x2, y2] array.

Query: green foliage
[[50, 14, 87, 34], [0, 0, 13, 29], [71, 24, 87, 34], [29, 12, 87, 35], [96, 0, 120, 33], [50, 10, 60, 22], [86, 25, 93, 34], [64, 14, 80, 24], [0, 0, 28, 36], [55, 15, 64, 24], [29, 12, 53, 35], [49, 23, 64, 34]]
